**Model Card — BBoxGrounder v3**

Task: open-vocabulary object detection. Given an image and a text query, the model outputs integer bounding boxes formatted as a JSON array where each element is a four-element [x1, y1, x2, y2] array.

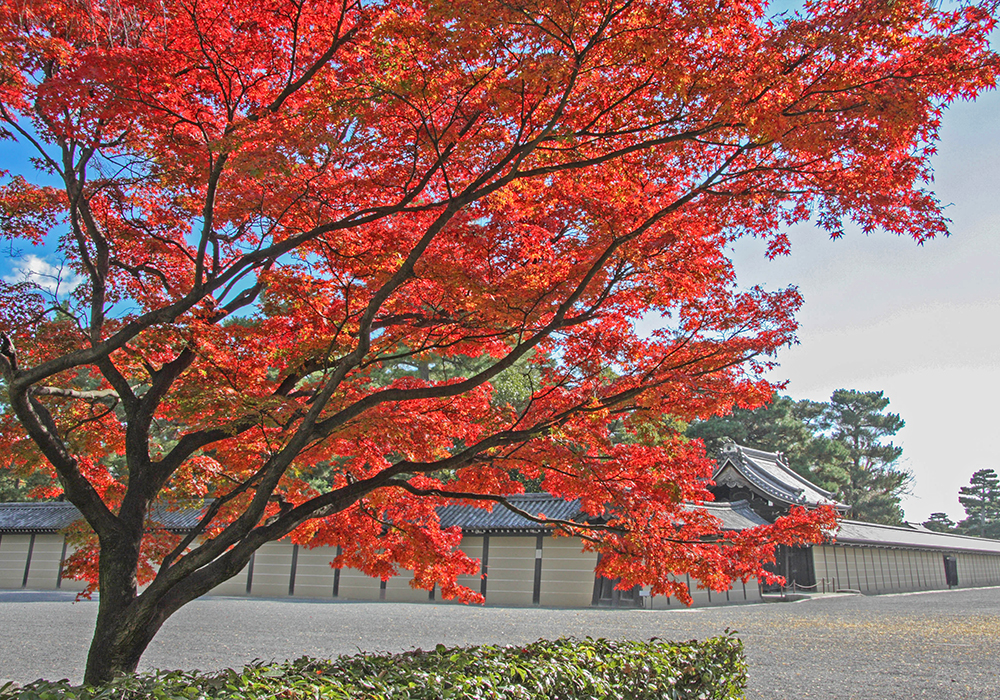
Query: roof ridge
[[761, 452, 839, 500], [738, 445, 780, 459]]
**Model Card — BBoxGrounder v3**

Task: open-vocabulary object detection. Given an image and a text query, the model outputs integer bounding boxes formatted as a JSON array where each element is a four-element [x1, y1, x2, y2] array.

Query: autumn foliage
[[0, 0, 996, 683]]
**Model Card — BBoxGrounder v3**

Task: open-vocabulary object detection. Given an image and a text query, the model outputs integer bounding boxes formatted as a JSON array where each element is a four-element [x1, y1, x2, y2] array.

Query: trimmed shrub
[[0, 635, 746, 700]]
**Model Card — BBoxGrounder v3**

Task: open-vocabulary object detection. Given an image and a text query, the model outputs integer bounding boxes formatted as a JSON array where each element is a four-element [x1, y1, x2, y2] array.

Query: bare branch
[[32, 386, 120, 402]]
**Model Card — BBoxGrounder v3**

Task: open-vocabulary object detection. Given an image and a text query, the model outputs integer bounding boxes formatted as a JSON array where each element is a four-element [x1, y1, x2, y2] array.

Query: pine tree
[[689, 389, 910, 523], [0, 465, 56, 501], [923, 512, 957, 533], [958, 469, 1000, 539], [688, 394, 850, 493], [821, 390, 910, 525]]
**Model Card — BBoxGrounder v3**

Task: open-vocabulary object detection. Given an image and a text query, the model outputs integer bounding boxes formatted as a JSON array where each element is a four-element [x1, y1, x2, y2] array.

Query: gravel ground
[[1, 586, 998, 699]]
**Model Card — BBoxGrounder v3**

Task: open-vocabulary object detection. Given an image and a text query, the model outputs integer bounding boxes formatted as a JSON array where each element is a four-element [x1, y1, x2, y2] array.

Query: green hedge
[[0, 636, 746, 700]]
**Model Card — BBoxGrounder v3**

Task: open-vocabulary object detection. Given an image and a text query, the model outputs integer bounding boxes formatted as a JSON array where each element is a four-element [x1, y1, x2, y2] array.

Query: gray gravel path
[[2, 586, 998, 699]]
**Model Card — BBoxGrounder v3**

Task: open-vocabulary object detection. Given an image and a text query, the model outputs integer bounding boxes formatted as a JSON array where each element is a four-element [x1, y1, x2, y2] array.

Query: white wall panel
[[538, 538, 597, 608], [248, 541, 294, 597], [292, 546, 338, 599], [481, 536, 535, 606], [0, 534, 31, 589], [24, 534, 63, 590]]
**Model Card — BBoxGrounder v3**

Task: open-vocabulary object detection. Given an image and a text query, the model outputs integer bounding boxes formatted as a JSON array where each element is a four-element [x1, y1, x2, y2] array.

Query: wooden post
[[480, 535, 490, 602], [245, 552, 255, 594], [57, 535, 68, 589], [21, 533, 36, 588], [332, 546, 342, 597], [288, 544, 299, 596], [532, 534, 543, 605]]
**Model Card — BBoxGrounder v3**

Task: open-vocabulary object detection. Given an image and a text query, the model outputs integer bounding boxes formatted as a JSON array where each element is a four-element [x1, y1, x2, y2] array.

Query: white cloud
[[3, 254, 84, 295]]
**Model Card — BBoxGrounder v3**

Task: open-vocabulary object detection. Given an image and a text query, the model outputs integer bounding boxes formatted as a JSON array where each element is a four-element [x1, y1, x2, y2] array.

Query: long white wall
[[647, 576, 763, 608], [0, 532, 758, 609], [8, 532, 997, 607], [812, 544, 1000, 593]]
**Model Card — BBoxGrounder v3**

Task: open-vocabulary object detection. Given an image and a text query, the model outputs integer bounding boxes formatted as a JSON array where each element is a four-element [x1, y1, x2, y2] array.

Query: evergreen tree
[[922, 512, 957, 533], [957, 469, 1000, 539], [687, 394, 849, 493], [689, 389, 910, 525], [821, 390, 910, 525], [0, 465, 56, 502]]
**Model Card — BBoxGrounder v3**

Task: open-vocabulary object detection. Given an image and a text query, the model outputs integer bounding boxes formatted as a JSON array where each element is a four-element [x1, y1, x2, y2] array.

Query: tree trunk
[[81, 526, 262, 684], [84, 608, 161, 685], [83, 534, 163, 685]]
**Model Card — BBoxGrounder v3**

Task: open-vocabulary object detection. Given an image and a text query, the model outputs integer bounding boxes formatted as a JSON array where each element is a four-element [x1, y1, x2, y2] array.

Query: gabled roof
[[0, 501, 204, 534], [712, 443, 849, 511]]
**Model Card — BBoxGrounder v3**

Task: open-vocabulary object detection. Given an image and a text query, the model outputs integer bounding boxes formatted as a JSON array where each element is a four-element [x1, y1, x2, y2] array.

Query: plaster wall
[[538, 537, 597, 608], [291, 546, 338, 599], [813, 544, 1000, 595], [450, 535, 484, 599], [209, 563, 251, 596], [248, 541, 294, 597], [334, 565, 380, 601], [0, 534, 31, 588], [24, 534, 63, 590], [384, 574, 433, 603], [479, 535, 536, 606], [7, 527, 1000, 610]]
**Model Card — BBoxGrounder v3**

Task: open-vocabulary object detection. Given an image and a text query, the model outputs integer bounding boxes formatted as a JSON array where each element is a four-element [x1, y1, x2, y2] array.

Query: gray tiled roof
[[0, 501, 205, 534], [694, 500, 770, 530], [437, 493, 768, 533], [1, 495, 768, 536], [835, 519, 1000, 555], [7, 498, 1000, 556], [713, 444, 848, 510], [438, 493, 583, 532]]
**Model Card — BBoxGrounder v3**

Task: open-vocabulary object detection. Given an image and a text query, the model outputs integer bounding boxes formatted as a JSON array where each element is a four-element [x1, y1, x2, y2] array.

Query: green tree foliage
[[957, 468, 1000, 539], [686, 395, 848, 493], [0, 464, 56, 501], [357, 350, 550, 492], [823, 390, 910, 526], [689, 389, 910, 525], [922, 512, 957, 533]]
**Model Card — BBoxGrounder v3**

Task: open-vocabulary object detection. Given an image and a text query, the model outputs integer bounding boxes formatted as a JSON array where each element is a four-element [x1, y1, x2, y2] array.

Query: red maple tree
[[0, 0, 995, 684]]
